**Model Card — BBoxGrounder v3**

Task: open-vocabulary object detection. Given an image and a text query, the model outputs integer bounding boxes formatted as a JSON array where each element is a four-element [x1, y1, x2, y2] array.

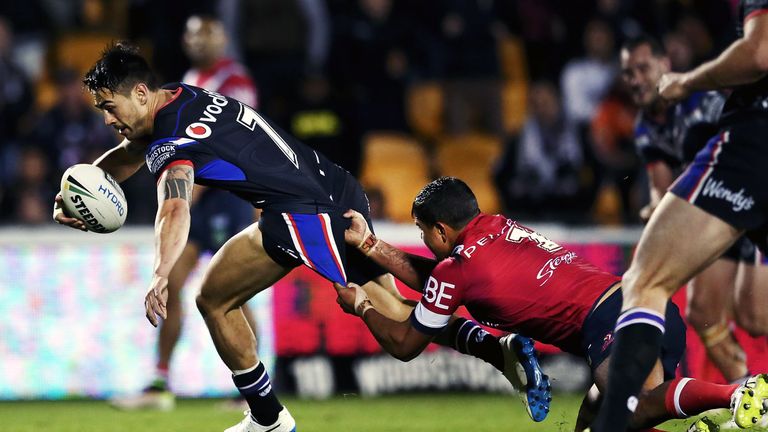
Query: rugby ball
[[60, 164, 127, 233]]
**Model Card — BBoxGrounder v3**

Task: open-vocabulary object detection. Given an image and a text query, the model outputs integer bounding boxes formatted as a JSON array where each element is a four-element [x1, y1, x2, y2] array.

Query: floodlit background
[[1, 1, 765, 431]]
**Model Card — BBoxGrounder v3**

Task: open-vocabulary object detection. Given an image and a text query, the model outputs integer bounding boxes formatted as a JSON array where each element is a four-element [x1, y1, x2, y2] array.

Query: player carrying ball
[[52, 43, 550, 431]]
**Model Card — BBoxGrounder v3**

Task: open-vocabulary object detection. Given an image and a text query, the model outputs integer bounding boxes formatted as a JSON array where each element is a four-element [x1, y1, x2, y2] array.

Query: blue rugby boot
[[499, 333, 551, 422]]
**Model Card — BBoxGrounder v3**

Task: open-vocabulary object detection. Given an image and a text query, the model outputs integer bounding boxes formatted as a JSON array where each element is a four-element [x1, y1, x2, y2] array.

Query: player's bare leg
[[734, 260, 768, 337], [591, 195, 742, 431], [687, 259, 748, 382], [576, 385, 602, 431], [196, 223, 294, 431]]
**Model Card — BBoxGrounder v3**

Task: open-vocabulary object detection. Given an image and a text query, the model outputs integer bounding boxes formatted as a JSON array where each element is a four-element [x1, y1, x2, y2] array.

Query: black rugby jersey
[[634, 91, 724, 171], [724, 0, 768, 114], [145, 83, 353, 212]]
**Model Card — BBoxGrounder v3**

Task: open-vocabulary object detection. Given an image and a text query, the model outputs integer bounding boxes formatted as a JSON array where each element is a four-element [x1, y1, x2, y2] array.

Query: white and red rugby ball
[[60, 164, 127, 233]]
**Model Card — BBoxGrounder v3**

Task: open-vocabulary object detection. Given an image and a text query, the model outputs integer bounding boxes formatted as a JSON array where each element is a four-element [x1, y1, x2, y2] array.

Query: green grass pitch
[[0, 393, 764, 432]]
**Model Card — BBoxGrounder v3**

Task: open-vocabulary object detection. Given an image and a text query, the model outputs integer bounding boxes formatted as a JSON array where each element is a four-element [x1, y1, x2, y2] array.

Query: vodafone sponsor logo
[[184, 89, 229, 139], [536, 251, 577, 286], [185, 122, 211, 139]]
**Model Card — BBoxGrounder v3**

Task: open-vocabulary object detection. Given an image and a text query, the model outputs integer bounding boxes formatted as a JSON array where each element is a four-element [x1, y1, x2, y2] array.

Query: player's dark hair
[[83, 42, 159, 95], [411, 177, 480, 229], [621, 34, 665, 57]]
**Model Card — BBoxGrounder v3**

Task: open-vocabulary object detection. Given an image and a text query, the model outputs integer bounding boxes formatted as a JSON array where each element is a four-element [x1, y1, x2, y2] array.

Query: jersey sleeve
[[744, 0, 768, 23], [145, 137, 199, 179], [410, 258, 464, 336]]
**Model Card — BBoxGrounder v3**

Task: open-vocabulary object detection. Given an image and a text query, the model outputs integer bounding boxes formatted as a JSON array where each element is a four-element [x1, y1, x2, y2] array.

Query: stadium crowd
[[0, 0, 739, 226]]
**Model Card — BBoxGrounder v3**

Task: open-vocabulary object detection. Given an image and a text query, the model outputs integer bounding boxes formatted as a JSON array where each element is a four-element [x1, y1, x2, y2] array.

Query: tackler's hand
[[334, 282, 373, 317], [343, 209, 378, 256], [658, 72, 691, 103]]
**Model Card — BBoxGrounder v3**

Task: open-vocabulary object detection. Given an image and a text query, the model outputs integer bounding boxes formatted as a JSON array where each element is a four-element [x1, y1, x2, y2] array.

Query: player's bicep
[[157, 161, 194, 203]]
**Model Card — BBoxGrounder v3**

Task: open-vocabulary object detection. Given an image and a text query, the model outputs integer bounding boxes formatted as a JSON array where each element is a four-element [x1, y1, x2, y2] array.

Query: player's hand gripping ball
[[59, 164, 127, 233]]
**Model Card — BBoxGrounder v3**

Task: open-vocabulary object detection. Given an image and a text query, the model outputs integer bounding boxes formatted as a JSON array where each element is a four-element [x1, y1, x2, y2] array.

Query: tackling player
[[335, 177, 767, 432], [52, 43, 550, 431], [110, 15, 260, 411], [592, 2, 768, 430], [621, 34, 766, 385]]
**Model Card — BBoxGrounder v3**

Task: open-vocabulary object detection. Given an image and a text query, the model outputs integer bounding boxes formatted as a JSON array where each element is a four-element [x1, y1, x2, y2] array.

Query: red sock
[[664, 377, 739, 418]]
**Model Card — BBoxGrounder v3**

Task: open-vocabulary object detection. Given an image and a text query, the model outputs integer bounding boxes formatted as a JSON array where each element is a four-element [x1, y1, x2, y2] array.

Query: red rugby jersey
[[183, 58, 258, 108], [412, 214, 620, 354]]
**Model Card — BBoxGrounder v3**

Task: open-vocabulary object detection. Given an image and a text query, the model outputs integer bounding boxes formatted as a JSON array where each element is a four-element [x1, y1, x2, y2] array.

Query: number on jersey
[[505, 224, 562, 253], [237, 102, 299, 168]]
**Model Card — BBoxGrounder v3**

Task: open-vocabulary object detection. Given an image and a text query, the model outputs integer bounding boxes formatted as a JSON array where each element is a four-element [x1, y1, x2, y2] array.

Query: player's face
[[620, 44, 670, 108], [93, 85, 152, 140], [415, 218, 451, 260]]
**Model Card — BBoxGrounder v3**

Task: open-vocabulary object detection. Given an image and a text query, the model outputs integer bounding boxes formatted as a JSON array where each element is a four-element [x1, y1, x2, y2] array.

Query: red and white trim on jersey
[[412, 302, 451, 335], [685, 131, 728, 203]]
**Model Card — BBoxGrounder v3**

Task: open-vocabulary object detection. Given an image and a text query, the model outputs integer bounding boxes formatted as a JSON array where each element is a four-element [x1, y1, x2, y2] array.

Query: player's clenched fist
[[145, 274, 169, 327], [658, 72, 691, 103], [343, 209, 378, 256], [334, 282, 373, 317]]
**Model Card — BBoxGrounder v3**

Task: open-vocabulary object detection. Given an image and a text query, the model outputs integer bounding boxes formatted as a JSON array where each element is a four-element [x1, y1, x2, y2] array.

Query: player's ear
[[435, 222, 447, 242], [134, 83, 149, 105]]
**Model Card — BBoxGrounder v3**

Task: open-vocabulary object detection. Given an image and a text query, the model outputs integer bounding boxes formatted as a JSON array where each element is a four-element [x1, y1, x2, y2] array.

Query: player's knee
[[195, 291, 222, 318]]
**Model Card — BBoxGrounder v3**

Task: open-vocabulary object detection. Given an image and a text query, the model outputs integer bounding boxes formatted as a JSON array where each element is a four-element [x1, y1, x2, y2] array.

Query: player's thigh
[[199, 222, 290, 310], [687, 257, 738, 324], [622, 194, 742, 309]]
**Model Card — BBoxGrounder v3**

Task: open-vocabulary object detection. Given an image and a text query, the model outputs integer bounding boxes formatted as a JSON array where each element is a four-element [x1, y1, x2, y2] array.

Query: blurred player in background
[[110, 15, 259, 411], [53, 43, 550, 432], [335, 177, 759, 432], [592, 2, 768, 430], [621, 34, 768, 385]]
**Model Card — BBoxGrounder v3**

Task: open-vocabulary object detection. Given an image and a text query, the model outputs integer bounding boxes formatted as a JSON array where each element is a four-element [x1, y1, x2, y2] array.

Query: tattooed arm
[[343, 210, 437, 291], [145, 162, 194, 326]]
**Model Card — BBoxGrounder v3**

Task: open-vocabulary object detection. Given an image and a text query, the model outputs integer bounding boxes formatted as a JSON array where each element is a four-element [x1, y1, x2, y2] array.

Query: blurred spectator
[[329, 0, 412, 132], [501, 0, 568, 81], [28, 67, 117, 182], [493, 81, 590, 223], [590, 78, 641, 223], [0, 147, 54, 224], [439, 0, 503, 135], [560, 18, 617, 126], [280, 74, 362, 177], [0, 17, 35, 186], [663, 31, 695, 72]]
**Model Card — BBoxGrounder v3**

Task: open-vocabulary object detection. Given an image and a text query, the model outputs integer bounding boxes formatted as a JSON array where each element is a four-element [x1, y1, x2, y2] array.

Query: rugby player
[[52, 43, 550, 432], [592, 2, 768, 430], [335, 177, 764, 432], [110, 15, 260, 411], [621, 34, 766, 385]]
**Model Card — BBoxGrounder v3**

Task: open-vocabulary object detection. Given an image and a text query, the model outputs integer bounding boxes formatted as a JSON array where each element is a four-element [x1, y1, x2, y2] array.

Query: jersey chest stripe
[[172, 84, 199, 136], [317, 213, 347, 283]]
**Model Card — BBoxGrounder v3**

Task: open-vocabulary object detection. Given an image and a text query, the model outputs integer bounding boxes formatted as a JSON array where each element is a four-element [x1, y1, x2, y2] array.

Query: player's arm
[[343, 209, 437, 292], [93, 138, 148, 182], [660, 13, 768, 100], [640, 161, 675, 222], [145, 161, 194, 327], [53, 138, 147, 230], [335, 283, 432, 361]]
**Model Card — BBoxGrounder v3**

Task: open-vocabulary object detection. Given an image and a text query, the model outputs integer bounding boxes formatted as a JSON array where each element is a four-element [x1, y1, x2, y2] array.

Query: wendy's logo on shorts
[[701, 178, 755, 212], [601, 332, 614, 352]]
